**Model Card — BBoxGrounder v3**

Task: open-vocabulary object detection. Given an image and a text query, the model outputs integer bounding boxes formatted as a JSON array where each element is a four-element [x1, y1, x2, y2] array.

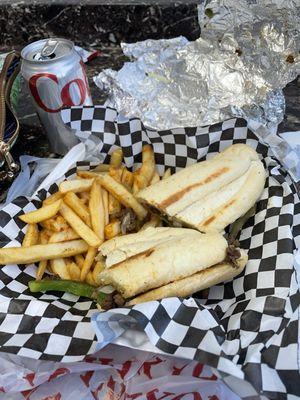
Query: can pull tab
[[41, 39, 59, 58]]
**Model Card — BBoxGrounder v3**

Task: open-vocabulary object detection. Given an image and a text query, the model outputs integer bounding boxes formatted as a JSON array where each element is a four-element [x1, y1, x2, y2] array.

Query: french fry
[[97, 175, 148, 221], [108, 194, 121, 215], [77, 170, 106, 179], [55, 216, 70, 231], [93, 259, 105, 285], [110, 148, 123, 168], [59, 203, 101, 247], [86, 271, 97, 287], [142, 145, 155, 176], [49, 229, 79, 243], [132, 178, 140, 195], [140, 214, 162, 231], [89, 180, 105, 243], [102, 189, 109, 225], [0, 240, 89, 265], [43, 192, 63, 206], [19, 200, 62, 224], [36, 230, 49, 280], [105, 220, 121, 240], [67, 260, 81, 281], [75, 254, 85, 269], [39, 228, 55, 238], [59, 179, 94, 194], [163, 168, 171, 180], [36, 263, 48, 281], [22, 224, 39, 247], [40, 218, 63, 232], [42, 229, 54, 239], [51, 258, 71, 280], [134, 174, 148, 191], [134, 145, 155, 190], [78, 191, 90, 204], [108, 167, 122, 215], [109, 166, 123, 182], [93, 163, 110, 172], [81, 246, 98, 281], [64, 192, 91, 226], [121, 169, 134, 191], [149, 171, 160, 185], [107, 149, 124, 215], [40, 229, 51, 243]]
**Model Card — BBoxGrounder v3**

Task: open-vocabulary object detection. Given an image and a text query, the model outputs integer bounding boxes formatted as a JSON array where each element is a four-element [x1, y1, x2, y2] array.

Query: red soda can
[[21, 38, 93, 154]]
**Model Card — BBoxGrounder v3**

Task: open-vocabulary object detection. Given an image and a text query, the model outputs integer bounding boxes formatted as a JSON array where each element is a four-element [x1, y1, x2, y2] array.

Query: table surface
[[0, 3, 299, 200]]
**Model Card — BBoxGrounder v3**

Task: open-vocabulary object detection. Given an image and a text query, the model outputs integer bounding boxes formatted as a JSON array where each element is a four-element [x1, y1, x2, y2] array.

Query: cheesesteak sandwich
[[98, 227, 248, 304], [137, 144, 266, 233]]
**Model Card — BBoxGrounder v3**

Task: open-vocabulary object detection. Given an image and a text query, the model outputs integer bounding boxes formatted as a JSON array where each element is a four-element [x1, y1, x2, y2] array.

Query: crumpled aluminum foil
[[94, 0, 300, 130]]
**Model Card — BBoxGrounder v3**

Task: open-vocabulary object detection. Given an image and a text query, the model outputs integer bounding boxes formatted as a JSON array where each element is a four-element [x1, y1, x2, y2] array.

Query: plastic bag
[[0, 344, 239, 400], [3, 143, 86, 207]]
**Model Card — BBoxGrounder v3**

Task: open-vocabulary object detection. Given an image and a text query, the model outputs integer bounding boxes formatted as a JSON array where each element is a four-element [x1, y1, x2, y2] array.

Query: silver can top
[[21, 38, 74, 63]]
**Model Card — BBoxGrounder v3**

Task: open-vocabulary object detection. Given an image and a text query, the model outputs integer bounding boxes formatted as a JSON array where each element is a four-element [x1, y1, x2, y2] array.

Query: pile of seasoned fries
[[0, 145, 171, 287]]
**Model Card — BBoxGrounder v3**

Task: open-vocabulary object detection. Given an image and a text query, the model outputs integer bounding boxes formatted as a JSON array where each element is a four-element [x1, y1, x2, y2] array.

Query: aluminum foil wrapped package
[[94, 0, 299, 131]]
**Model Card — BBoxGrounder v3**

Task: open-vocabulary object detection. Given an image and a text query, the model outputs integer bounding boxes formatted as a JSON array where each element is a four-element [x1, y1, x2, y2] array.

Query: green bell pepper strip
[[29, 279, 112, 308]]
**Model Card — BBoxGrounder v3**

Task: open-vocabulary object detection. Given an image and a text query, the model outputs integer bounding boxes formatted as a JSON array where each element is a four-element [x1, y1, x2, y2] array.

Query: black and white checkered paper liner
[[0, 106, 299, 399]]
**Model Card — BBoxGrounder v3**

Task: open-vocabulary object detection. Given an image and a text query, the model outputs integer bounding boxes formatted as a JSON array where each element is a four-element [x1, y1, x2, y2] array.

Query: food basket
[[0, 106, 299, 399]]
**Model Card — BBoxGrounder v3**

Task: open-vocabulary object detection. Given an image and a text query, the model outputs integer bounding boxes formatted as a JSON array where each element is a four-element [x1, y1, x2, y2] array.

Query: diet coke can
[[21, 38, 93, 154]]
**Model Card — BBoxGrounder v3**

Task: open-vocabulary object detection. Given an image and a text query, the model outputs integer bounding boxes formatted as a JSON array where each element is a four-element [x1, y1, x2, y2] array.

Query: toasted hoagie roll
[[98, 227, 200, 268], [137, 144, 266, 233], [98, 228, 244, 299], [127, 249, 247, 305], [177, 160, 265, 232]]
